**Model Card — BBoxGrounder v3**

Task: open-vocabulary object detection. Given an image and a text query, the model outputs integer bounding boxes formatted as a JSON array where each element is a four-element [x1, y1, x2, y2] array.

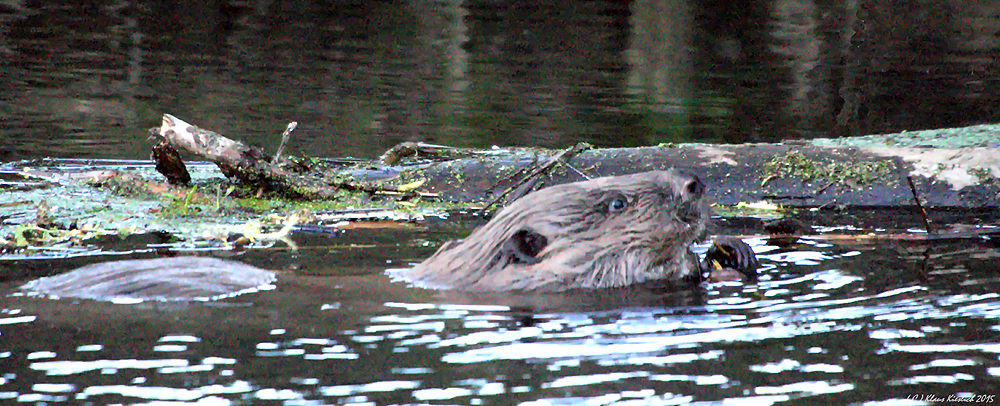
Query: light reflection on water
[[2, 236, 1000, 405]]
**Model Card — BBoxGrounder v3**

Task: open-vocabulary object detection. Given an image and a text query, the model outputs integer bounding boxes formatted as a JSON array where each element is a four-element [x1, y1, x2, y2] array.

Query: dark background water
[[1, 0, 998, 162]]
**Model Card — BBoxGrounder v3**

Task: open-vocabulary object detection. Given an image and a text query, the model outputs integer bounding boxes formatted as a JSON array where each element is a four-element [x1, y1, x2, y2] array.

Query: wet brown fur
[[404, 170, 709, 291]]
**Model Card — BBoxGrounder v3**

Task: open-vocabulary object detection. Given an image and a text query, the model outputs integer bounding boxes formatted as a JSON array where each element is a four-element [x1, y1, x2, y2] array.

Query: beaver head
[[404, 169, 709, 291]]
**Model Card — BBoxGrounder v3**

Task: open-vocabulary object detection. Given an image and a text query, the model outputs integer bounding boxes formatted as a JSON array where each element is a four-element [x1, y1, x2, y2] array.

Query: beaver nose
[[685, 175, 705, 199]]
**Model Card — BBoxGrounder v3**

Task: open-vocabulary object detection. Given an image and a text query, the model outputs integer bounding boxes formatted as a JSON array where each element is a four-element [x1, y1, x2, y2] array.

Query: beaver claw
[[701, 237, 759, 282]]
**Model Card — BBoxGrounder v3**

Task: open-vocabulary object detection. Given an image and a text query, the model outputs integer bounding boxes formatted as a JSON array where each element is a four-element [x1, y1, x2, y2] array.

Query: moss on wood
[[761, 150, 894, 185]]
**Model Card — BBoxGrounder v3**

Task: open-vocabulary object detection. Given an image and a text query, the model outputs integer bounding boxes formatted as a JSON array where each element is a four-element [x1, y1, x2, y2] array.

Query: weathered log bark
[[153, 114, 1000, 209], [151, 141, 190, 186], [405, 143, 1000, 208], [154, 114, 428, 199], [155, 114, 316, 195]]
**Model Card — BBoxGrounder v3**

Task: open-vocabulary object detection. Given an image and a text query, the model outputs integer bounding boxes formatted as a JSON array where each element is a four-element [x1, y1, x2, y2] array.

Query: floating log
[[154, 114, 1000, 209]]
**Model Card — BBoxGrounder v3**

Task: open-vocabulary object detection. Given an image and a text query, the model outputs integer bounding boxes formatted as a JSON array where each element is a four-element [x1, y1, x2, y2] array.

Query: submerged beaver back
[[22, 257, 276, 302], [404, 170, 709, 291]]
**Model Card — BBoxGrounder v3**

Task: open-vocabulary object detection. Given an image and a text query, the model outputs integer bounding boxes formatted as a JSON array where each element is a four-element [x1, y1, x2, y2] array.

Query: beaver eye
[[608, 196, 628, 213]]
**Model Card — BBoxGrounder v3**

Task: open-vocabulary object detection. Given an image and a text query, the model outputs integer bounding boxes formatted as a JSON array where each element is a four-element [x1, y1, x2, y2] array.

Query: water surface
[[2, 215, 999, 405]]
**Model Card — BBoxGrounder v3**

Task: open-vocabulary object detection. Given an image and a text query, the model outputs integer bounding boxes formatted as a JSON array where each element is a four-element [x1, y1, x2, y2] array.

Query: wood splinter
[[272, 122, 298, 164]]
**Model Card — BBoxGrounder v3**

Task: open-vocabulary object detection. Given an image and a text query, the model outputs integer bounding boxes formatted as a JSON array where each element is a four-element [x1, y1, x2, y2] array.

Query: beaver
[[21, 256, 276, 302], [402, 169, 758, 291], [19, 171, 755, 301]]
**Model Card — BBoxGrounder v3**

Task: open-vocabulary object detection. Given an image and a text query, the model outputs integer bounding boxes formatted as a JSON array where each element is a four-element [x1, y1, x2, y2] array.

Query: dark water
[[2, 0, 999, 162], [2, 213, 1000, 405], [3, 1, 1000, 404]]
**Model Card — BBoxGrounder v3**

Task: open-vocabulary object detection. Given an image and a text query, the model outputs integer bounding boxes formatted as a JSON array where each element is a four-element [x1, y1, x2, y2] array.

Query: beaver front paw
[[701, 237, 759, 282]]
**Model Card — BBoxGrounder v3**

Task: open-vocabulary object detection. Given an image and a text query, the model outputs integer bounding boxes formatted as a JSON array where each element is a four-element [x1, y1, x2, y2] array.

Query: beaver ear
[[504, 229, 548, 264]]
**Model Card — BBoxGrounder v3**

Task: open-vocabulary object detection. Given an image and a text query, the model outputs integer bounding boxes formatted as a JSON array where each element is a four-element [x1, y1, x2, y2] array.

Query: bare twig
[[561, 161, 592, 180], [379, 142, 475, 165], [814, 180, 837, 195], [906, 175, 933, 234], [479, 142, 592, 214]]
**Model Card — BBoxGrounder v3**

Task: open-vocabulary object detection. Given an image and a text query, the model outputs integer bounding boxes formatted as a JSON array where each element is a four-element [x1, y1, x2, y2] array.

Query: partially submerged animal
[[19, 171, 755, 301], [402, 169, 758, 291], [21, 256, 276, 302]]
